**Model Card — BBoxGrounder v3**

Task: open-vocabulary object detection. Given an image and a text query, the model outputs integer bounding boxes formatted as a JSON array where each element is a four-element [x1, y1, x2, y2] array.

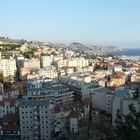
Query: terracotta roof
[[99, 78, 108, 82], [112, 72, 125, 79], [4, 88, 17, 94], [71, 101, 81, 108], [54, 106, 61, 113], [99, 62, 112, 67], [2, 112, 19, 131], [69, 111, 78, 118], [114, 63, 121, 67]]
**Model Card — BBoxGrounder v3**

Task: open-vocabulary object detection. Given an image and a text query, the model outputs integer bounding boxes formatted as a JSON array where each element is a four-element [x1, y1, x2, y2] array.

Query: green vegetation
[[51, 51, 57, 56], [84, 55, 97, 60], [41, 53, 50, 56], [0, 73, 3, 82], [94, 64, 108, 70], [91, 88, 140, 140], [114, 88, 140, 140], [23, 48, 37, 58], [0, 44, 21, 51]]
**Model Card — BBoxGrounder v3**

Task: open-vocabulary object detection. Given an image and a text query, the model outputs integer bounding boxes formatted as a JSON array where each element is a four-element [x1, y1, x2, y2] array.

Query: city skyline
[[0, 0, 140, 48]]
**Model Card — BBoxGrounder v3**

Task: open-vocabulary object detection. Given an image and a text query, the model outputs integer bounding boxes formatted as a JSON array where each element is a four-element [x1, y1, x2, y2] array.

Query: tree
[[115, 88, 140, 140], [0, 73, 3, 82]]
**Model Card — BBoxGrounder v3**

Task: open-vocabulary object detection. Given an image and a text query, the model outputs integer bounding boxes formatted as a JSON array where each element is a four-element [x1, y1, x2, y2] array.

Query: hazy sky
[[0, 0, 140, 48]]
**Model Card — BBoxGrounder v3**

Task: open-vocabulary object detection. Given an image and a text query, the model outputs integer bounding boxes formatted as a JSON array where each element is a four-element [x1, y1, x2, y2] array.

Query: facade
[[0, 98, 18, 118], [27, 66, 58, 80], [60, 75, 100, 100], [27, 78, 74, 106], [113, 63, 122, 72], [131, 73, 140, 82], [19, 99, 52, 140], [112, 87, 139, 125], [57, 57, 89, 68], [40, 55, 53, 68], [19, 68, 30, 80], [19, 59, 40, 69], [0, 83, 3, 101], [111, 72, 125, 87], [53, 106, 70, 133], [0, 58, 17, 78], [3, 88, 19, 98], [64, 50, 73, 60], [69, 111, 79, 134], [0, 112, 20, 140], [92, 87, 114, 114]]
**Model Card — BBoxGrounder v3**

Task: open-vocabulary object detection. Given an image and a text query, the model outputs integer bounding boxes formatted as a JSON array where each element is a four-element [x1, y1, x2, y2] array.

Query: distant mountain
[[69, 42, 120, 53]]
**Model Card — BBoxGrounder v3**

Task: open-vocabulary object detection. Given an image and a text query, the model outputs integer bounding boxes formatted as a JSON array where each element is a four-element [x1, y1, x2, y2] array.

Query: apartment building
[[0, 98, 18, 118], [27, 66, 58, 80], [19, 99, 52, 140], [112, 86, 139, 125], [0, 58, 17, 78], [27, 78, 74, 106], [40, 55, 53, 68], [60, 75, 100, 100]]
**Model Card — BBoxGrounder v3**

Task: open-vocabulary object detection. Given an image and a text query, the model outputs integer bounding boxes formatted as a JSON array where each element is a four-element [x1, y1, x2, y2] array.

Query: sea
[[108, 48, 140, 56]]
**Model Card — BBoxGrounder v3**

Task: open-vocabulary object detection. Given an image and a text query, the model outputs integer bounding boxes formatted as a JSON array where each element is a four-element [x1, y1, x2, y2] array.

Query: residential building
[[27, 66, 58, 80], [0, 112, 20, 140], [111, 72, 125, 87], [19, 59, 40, 69], [113, 63, 122, 72], [60, 75, 100, 100], [0, 98, 18, 118], [0, 83, 3, 101], [40, 55, 53, 68], [27, 78, 74, 106], [112, 86, 139, 125], [92, 87, 114, 114], [69, 111, 79, 134], [0, 58, 17, 78], [19, 99, 52, 140], [3, 88, 19, 98]]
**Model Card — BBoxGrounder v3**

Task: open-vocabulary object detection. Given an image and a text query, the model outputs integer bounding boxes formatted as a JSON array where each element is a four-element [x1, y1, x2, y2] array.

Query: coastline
[[107, 48, 140, 56]]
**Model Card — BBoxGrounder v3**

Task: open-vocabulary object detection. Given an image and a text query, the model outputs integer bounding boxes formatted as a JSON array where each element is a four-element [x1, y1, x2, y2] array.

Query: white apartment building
[[40, 55, 53, 68], [27, 66, 58, 80], [19, 99, 52, 140], [0, 58, 17, 78], [19, 59, 40, 69], [57, 57, 89, 68]]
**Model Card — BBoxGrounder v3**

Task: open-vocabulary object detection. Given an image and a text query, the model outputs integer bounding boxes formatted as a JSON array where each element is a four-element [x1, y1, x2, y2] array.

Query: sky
[[0, 0, 140, 48]]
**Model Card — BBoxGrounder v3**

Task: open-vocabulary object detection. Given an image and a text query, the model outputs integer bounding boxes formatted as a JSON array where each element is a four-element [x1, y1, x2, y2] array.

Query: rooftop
[[19, 99, 49, 107]]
